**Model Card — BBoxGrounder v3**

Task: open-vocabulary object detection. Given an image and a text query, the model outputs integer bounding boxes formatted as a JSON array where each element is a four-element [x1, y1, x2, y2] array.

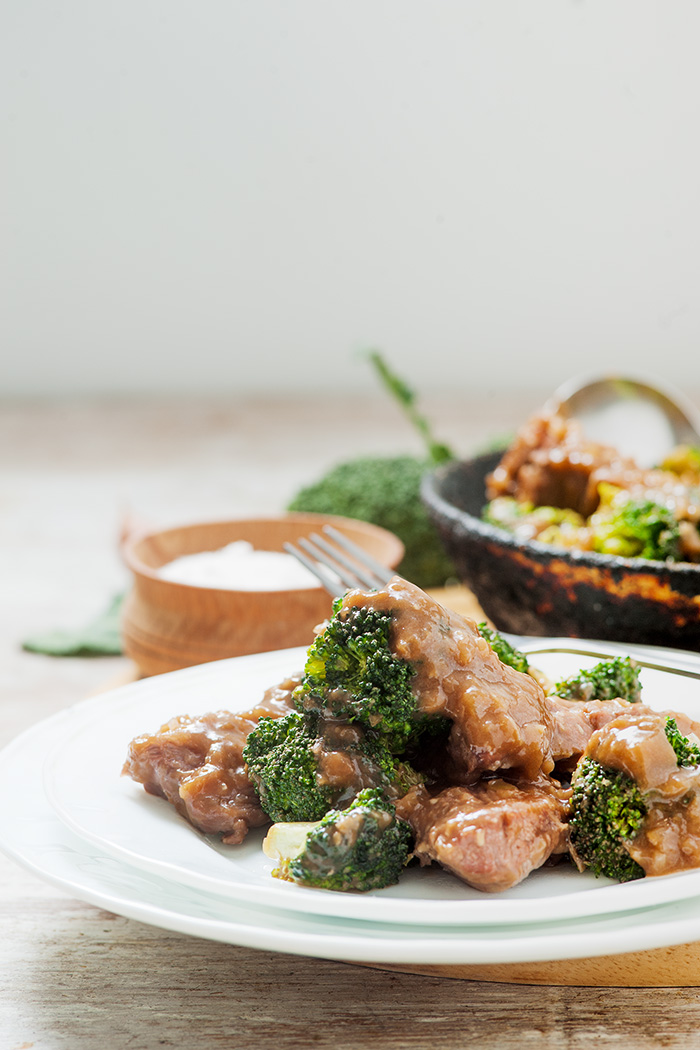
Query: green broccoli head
[[294, 599, 425, 752], [554, 656, 642, 704], [569, 757, 647, 882], [288, 788, 413, 892], [589, 483, 682, 561], [477, 622, 530, 675], [243, 708, 424, 824], [243, 710, 336, 823], [287, 456, 455, 589], [664, 717, 700, 767]]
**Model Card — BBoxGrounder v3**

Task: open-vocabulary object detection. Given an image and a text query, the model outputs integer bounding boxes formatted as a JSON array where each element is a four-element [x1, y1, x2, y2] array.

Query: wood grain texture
[[5, 394, 700, 1049], [5, 893, 700, 1050]]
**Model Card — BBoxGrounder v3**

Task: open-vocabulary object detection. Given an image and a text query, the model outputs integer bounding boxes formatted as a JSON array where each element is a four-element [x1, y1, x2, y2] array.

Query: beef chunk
[[343, 577, 554, 780], [397, 778, 569, 893], [122, 674, 299, 844]]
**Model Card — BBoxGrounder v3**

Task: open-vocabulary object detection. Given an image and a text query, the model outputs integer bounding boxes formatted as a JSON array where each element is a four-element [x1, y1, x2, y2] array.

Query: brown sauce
[[342, 577, 553, 780], [122, 674, 300, 844], [583, 707, 700, 877]]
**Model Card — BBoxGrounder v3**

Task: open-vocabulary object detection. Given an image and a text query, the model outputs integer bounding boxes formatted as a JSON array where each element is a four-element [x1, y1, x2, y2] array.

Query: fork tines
[[284, 524, 394, 598]]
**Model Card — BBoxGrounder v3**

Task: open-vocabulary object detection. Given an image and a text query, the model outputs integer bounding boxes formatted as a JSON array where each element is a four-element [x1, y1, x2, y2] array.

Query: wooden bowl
[[121, 514, 404, 676], [422, 452, 700, 649]]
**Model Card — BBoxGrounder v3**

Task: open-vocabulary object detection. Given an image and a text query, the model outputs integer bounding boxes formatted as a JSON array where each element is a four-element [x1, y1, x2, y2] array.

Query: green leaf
[[22, 593, 125, 657]]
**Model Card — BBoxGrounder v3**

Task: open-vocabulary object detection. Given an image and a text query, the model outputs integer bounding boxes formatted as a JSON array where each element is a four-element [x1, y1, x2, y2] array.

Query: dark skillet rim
[[421, 456, 700, 580]]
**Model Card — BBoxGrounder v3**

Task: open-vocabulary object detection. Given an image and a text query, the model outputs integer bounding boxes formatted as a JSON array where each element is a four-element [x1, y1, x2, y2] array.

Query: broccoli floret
[[294, 599, 428, 752], [665, 717, 700, 767], [243, 711, 336, 823], [589, 483, 681, 561], [569, 758, 647, 882], [554, 656, 642, 704], [243, 709, 422, 823], [285, 788, 413, 892], [477, 622, 530, 675], [288, 456, 455, 589]]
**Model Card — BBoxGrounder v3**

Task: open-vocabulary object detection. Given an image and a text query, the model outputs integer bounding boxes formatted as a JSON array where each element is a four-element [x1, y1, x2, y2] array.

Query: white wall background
[[2, 1, 699, 397]]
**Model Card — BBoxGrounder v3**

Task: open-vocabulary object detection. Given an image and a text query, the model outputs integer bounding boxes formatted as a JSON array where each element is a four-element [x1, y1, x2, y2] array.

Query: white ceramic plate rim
[[40, 640, 700, 926]]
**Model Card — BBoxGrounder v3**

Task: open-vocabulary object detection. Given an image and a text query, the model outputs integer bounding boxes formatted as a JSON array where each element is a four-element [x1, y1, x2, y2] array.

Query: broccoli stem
[[366, 350, 455, 466]]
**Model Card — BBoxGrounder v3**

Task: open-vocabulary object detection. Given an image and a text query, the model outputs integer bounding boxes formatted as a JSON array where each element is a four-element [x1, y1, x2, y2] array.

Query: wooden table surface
[[5, 392, 700, 1050]]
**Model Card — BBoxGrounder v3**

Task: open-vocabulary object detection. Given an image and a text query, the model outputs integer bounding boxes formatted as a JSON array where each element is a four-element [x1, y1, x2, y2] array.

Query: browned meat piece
[[341, 577, 554, 780], [582, 706, 700, 877], [486, 411, 632, 518], [547, 695, 632, 766], [397, 779, 569, 893], [122, 674, 299, 844]]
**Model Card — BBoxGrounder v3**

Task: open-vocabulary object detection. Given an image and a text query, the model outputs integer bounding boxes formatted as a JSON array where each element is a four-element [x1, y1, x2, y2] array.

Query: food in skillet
[[123, 577, 700, 894], [483, 409, 700, 562]]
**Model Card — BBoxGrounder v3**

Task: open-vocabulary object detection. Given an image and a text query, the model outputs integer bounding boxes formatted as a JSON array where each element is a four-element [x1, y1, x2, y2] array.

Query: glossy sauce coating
[[583, 707, 700, 877], [342, 577, 554, 780], [397, 778, 569, 893], [122, 674, 299, 844]]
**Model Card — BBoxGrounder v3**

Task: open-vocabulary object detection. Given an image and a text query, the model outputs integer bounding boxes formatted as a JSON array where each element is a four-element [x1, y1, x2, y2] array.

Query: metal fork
[[287, 529, 700, 681], [284, 525, 394, 598]]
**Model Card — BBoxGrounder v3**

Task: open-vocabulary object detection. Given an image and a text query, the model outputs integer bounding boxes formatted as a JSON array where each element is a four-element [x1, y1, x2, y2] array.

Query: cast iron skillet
[[422, 452, 700, 651]]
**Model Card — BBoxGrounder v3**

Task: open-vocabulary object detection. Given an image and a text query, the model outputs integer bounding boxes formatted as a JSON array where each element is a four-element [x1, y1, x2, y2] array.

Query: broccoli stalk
[[264, 788, 413, 892], [366, 350, 454, 466], [554, 656, 642, 704]]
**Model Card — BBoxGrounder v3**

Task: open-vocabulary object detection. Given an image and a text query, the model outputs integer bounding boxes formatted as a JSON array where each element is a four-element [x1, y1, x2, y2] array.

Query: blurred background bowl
[[121, 513, 404, 676], [422, 452, 700, 650]]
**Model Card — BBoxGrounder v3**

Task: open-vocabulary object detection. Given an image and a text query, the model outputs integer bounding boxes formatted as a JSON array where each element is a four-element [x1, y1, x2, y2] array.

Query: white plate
[[9, 695, 700, 965], [41, 640, 700, 926]]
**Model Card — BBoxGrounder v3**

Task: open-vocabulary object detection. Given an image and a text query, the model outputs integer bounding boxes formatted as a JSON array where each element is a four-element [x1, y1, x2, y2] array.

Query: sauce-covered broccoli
[[482, 497, 588, 549], [243, 709, 422, 823], [660, 444, 700, 479], [294, 598, 432, 753], [569, 713, 700, 882], [242, 711, 337, 822], [554, 656, 642, 704], [264, 788, 413, 892]]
